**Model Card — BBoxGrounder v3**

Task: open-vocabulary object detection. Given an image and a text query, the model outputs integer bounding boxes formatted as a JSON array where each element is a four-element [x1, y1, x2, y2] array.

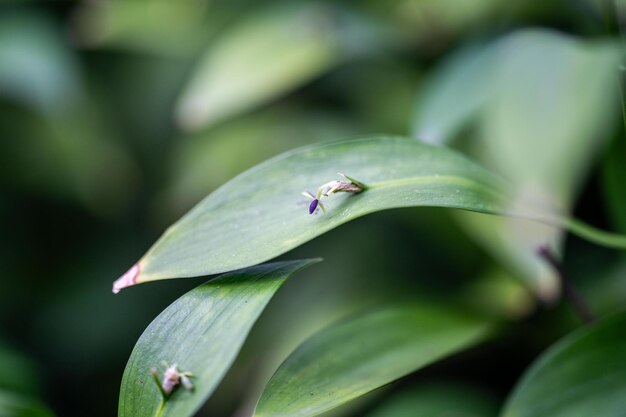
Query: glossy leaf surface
[[118, 260, 318, 417], [115, 136, 507, 290], [254, 305, 492, 417], [114, 136, 626, 292]]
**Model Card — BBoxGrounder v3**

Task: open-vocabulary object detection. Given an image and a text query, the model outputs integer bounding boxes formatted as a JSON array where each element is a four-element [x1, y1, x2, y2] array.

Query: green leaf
[[0, 390, 55, 417], [366, 383, 498, 417], [254, 305, 492, 417], [112, 136, 626, 291], [175, 2, 366, 131], [479, 30, 618, 206], [452, 30, 620, 298], [501, 312, 626, 417], [72, 1, 206, 57], [113, 136, 503, 290], [118, 259, 319, 417]]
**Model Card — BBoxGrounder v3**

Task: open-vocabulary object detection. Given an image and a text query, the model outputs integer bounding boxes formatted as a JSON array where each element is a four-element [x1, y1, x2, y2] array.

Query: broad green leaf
[[0, 390, 55, 417], [254, 305, 492, 417], [119, 259, 318, 417], [501, 311, 626, 417], [113, 136, 503, 290], [366, 383, 498, 417], [112, 136, 626, 292], [176, 2, 345, 130]]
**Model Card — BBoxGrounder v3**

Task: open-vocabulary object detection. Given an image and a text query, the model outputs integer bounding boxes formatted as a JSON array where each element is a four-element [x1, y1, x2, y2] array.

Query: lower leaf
[[118, 259, 320, 417], [501, 311, 626, 417], [254, 304, 493, 417]]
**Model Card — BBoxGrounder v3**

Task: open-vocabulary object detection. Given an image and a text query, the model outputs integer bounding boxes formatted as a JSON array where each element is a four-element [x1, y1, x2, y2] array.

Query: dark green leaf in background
[[0, 390, 55, 417], [501, 311, 626, 417], [72, 0, 208, 57]]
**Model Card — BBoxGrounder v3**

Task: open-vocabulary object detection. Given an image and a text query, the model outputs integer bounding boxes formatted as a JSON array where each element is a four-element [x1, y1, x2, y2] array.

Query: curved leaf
[[254, 305, 492, 417], [366, 383, 498, 417], [118, 259, 319, 417], [501, 312, 626, 417], [175, 2, 374, 131], [113, 136, 626, 292], [113, 136, 504, 290]]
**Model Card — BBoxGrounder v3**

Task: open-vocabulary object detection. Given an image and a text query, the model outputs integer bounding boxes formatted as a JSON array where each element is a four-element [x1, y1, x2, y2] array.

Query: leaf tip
[[112, 263, 141, 294]]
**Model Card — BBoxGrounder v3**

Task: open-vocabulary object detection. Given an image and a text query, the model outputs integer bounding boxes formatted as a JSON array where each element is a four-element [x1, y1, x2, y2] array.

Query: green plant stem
[[537, 246, 596, 324], [562, 217, 626, 249], [151, 368, 168, 417], [154, 399, 166, 417]]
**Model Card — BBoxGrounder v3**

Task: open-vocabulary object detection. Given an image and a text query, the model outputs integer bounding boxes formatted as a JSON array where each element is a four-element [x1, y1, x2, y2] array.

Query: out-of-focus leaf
[[363, 0, 505, 46], [0, 13, 80, 113], [412, 41, 498, 145], [0, 12, 138, 218], [366, 383, 498, 417], [462, 266, 536, 319], [254, 305, 492, 417], [0, 390, 55, 417], [501, 311, 626, 417], [451, 30, 620, 298], [0, 109, 138, 218], [72, 0, 208, 56], [118, 260, 319, 417], [0, 342, 40, 396], [113, 136, 626, 292], [480, 31, 618, 204], [175, 2, 378, 131]]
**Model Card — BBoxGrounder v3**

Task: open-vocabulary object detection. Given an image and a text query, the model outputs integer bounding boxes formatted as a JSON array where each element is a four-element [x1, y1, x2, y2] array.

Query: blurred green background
[[1, 1, 625, 416]]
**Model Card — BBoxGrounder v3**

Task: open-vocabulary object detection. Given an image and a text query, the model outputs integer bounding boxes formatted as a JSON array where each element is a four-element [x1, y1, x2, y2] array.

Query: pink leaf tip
[[112, 263, 140, 294]]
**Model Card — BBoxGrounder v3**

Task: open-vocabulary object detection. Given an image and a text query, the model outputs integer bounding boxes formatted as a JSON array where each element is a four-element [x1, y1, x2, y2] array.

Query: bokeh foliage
[[1, 1, 625, 417]]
